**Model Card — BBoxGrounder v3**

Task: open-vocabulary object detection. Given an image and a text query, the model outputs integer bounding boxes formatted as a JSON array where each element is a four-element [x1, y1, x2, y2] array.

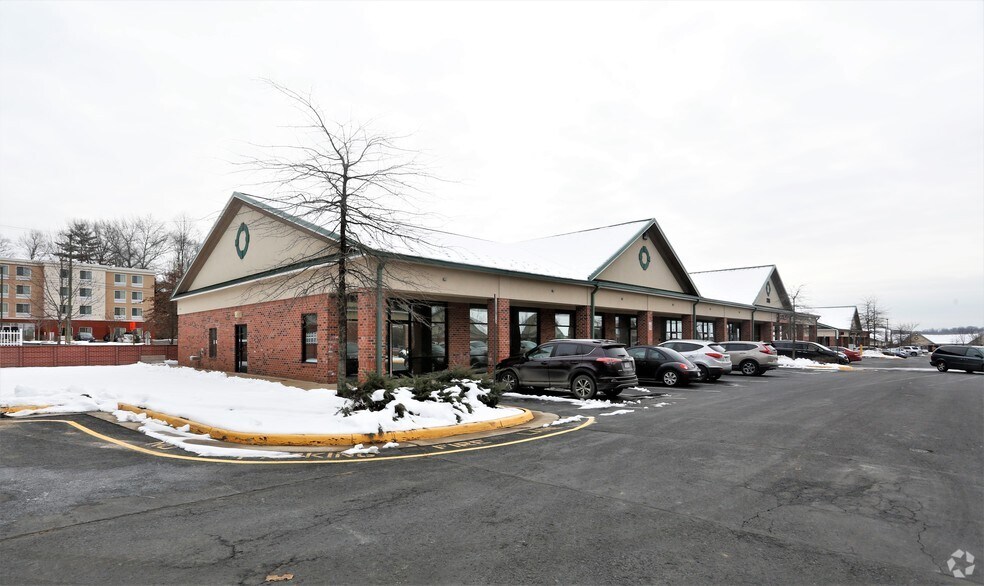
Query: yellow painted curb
[[116, 403, 535, 447], [1, 405, 52, 414]]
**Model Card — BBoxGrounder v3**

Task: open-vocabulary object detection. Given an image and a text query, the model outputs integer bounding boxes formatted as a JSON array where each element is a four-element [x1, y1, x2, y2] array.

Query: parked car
[[883, 347, 909, 359], [495, 339, 638, 400], [627, 345, 698, 387], [658, 339, 733, 381], [930, 345, 984, 373], [902, 345, 922, 357], [718, 341, 779, 375], [74, 332, 95, 342], [832, 346, 862, 362], [770, 340, 850, 365]]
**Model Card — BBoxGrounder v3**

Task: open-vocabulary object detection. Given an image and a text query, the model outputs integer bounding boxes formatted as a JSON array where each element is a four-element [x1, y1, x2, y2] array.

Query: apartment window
[[0, 266, 7, 277], [1, 284, 7, 296], [302, 314, 318, 363], [60, 304, 67, 314], [555, 311, 573, 339], [131, 291, 143, 302], [114, 307, 127, 318], [208, 328, 217, 358], [114, 273, 126, 285], [15, 285, 30, 297], [131, 307, 143, 318], [114, 290, 125, 301], [79, 270, 93, 281], [15, 303, 30, 316], [131, 275, 144, 286], [60, 286, 68, 297], [79, 305, 92, 316], [470, 307, 489, 369], [79, 288, 92, 298], [695, 321, 715, 341], [15, 266, 31, 279], [60, 268, 68, 279], [665, 319, 683, 340], [1, 302, 7, 315]]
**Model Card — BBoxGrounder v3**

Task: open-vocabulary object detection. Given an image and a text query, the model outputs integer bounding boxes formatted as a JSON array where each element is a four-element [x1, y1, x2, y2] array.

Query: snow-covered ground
[[861, 349, 903, 359], [0, 364, 522, 436], [777, 355, 843, 370]]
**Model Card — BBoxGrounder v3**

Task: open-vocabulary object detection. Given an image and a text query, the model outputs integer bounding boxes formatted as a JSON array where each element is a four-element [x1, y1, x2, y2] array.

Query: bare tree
[[17, 230, 51, 260], [240, 82, 435, 385], [169, 213, 201, 273], [896, 322, 920, 346], [0, 235, 15, 257], [103, 216, 171, 269], [787, 284, 807, 359], [860, 297, 887, 344], [34, 260, 105, 343]]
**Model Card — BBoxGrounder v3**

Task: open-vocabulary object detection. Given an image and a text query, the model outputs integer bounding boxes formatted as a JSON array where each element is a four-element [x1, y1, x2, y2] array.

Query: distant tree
[[860, 297, 888, 341], [17, 230, 51, 260], [0, 235, 14, 257], [147, 266, 181, 341], [895, 322, 919, 346], [169, 213, 201, 273], [55, 220, 101, 264], [103, 216, 171, 269], [240, 82, 435, 385]]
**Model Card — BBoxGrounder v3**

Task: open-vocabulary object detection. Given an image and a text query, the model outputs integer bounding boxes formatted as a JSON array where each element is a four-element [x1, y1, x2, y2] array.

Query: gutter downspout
[[691, 300, 699, 339], [589, 283, 599, 338], [376, 262, 384, 374], [751, 308, 756, 341], [492, 294, 498, 368]]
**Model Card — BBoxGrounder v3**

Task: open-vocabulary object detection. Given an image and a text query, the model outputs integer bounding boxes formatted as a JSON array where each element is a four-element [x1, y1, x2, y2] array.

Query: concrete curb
[[1, 405, 52, 414], [116, 403, 536, 446]]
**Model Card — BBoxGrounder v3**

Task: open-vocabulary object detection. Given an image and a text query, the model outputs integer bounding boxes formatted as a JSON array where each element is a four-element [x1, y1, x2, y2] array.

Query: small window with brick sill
[[208, 328, 217, 358], [302, 313, 318, 363]]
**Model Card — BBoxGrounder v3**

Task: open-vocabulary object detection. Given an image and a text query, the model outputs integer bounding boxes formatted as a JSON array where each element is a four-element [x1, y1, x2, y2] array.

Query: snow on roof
[[237, 192, 652, 282], [922, 333, 981, 345], [812, 306, 858, 330], [688, 265, 774, 305]]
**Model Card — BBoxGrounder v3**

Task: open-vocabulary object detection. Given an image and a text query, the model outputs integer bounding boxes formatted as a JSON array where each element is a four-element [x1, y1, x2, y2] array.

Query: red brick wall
[[0, 344, 178, 368], [178, 293, 334, 384], [489, 297, 510, 369], [602, 313, 615, 340], [682, 314, 694, 339], [574, 306, 590, 340], [637, 311, 654, 345], [539, 310, 556, 344], [714, 318, 727, 342], [356, 290, 379, 379], [447, 302, 471, 369], [740, 320, 752, 341]]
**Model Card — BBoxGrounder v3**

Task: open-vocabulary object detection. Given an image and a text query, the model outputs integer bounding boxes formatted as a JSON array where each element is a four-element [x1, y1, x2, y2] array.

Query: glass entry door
[[390, 322, 409, 376], [388, 303, 447, 376], [234, 324, 248, 373]]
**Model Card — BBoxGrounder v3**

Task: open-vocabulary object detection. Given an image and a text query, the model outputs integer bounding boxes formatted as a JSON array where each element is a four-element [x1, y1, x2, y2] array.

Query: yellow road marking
[[0, 417, 596, 465]]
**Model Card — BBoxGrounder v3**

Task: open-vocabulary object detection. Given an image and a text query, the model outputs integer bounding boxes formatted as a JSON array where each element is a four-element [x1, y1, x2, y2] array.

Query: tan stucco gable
[[183, 202, 333, 293], [754, 274, 787, 309], [594, 230, 694, 294]]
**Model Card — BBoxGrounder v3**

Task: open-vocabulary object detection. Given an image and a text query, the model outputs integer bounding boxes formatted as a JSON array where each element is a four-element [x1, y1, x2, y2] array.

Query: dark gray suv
[[495, 339, 638, 400], [930, 345, 984, 373]]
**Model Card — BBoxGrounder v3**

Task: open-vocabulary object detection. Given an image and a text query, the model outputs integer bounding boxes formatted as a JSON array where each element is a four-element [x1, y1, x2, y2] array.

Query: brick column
[[740, 320, 752, 341], [489, 297, 510, 372], [447, 302, 471, 369], [539, 310, 556, 344], [714, 317, 726, 342], [637, 311, 654, 345], [356, 290, 379, 381], [682, 314, 694, 339], [574, 306, 590, 340], [601, 313, 615, 340]]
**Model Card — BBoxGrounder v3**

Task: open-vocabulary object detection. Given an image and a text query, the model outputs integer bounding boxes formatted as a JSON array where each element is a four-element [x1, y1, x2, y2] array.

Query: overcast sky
[[1, 1, 981, 329]]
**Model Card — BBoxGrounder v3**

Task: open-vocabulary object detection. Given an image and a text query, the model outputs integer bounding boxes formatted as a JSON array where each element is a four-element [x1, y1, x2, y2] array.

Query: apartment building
[[0, 258, 156, 341]]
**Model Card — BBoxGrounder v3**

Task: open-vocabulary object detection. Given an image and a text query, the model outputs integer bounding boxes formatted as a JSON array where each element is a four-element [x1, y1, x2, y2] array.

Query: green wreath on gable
[[235, 222, 250, 259]]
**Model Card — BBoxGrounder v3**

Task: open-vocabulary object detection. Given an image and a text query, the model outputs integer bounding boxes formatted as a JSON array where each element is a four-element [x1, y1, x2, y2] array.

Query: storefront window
[[695, 321, 714, 341], [555, 311, 573, 339], [302, 314, 317, 363], [728, 322, 741, 341], [615, 315, 637, 346], [665, 319, 683, 340], [388, 302, 447, 376], [470, 307, 488, 369], [511, 308, 538, 355], [593, 315, 603, 338], [346, 298, 358, 378]]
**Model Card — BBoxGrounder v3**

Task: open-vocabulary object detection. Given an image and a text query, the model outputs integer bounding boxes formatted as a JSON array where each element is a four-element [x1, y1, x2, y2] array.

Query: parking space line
[[0, 416, 596, 465]]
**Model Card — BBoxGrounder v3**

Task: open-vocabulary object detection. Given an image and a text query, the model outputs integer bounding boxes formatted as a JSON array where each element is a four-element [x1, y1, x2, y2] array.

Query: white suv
[[902, 345, 922, 357], [659, 339, 733, 381], [718, 341, 779, 376]]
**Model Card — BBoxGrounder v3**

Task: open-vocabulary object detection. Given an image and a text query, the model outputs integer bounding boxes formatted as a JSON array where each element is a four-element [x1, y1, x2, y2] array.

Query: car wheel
[[497, 370, 519, 391], [740, 360, 759, 376], [697, 364, 710, 382], [936, 361, 948, 372], [570, 374, 597, 400], [662, 370, 680, 387]]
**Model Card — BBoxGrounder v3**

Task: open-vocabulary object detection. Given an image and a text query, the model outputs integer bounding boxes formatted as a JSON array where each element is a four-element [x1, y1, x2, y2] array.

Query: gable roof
[[920, 333, 983, 345], [813, 306, 859, 331], [688, 265, 789, 308], [176, 192, 699, 297]]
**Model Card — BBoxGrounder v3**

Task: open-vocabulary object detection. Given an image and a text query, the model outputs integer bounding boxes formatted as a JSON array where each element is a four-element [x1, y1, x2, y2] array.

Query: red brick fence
[[0, 345, 178, 368]]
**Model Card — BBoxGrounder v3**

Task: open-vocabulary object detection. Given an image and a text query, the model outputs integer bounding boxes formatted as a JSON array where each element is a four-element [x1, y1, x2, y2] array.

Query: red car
[[833, 346, 862, 362]]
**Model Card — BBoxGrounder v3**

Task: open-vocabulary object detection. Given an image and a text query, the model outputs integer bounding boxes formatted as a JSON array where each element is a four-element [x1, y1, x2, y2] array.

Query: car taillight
[[596, 357, 621, 365], [759, 346, 773, 354], [676, 362, 688, 370], [706, 352, 724, 359]]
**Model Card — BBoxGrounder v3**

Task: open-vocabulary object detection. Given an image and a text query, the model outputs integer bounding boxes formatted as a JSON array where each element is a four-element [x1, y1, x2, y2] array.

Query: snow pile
[[0, 363, 521, 435], [777, 356, 841, 370], [543, 415, 586, 427], [862, 349, 902, 360], [502, 391, 631, 410], [598, 409, 634, 417]]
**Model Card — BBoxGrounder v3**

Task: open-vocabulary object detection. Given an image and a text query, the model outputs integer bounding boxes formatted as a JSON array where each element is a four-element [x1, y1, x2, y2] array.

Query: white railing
[[0, 330, 24, 346]]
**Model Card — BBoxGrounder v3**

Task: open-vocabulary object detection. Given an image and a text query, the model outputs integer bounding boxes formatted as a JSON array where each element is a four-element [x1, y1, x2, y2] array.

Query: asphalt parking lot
[[1, 365, 981, 584]]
